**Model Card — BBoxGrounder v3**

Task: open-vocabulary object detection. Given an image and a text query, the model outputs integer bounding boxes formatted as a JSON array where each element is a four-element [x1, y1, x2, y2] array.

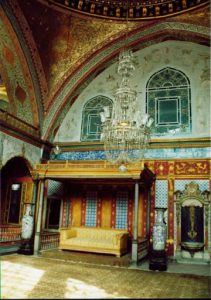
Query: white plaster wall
[[0, 132, 41, 168], [56, 41, 210, 142]]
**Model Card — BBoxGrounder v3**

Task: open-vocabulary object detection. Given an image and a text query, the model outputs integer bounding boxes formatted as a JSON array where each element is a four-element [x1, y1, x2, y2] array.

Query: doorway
[[45, 198, 61, 230]]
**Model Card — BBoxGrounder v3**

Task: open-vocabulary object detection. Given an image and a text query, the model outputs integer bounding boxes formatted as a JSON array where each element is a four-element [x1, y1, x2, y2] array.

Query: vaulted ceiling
[[0, 0, 210, 144]]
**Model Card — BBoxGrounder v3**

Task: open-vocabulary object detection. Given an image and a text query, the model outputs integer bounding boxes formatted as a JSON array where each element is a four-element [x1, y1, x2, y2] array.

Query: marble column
[[34, 179, 45, 255], [146, 190, 151, 239]]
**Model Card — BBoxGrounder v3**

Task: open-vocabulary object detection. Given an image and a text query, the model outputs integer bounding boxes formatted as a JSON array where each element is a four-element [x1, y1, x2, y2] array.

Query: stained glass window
[[81, 96, 113, 141], [146, 67, 191, 136]]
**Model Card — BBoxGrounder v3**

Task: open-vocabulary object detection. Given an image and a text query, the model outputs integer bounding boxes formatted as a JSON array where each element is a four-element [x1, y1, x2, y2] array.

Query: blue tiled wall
[[51, 147, 210, 161]]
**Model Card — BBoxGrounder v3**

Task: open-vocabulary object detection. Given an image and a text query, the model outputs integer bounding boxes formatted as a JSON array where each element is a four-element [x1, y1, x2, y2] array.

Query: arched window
[[81, 96, 113, 141], [146, 67, 191, 136]]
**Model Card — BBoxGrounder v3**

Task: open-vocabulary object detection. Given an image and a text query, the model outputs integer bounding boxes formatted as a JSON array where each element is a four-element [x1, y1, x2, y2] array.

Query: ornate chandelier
[[100, 49, 154, 171]]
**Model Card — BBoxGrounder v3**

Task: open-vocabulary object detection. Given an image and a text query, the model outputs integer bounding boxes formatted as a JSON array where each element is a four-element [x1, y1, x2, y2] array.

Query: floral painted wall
[[55, 40, 210, 143]]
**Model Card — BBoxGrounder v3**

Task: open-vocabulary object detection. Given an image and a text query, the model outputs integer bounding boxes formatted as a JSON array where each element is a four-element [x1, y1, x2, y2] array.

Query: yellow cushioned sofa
[[59, 227, 129, 257]]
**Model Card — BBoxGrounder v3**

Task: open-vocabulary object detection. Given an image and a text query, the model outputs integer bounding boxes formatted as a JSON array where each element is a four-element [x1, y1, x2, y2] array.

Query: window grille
[[81, 96, 113, 141], [115, 191, 128, 229], [85, 192, 97, 227], [146, 67, 191, 136]]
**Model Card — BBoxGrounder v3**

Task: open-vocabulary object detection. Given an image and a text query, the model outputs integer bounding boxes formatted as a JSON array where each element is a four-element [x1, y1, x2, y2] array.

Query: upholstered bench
[[59, 227, 129, 257]]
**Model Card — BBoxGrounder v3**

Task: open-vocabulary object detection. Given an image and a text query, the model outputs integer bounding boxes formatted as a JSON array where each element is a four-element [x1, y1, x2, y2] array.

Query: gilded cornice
[[0, 109, 48, 149], [34, 158, 211, 179], [0, 109, 40, 138], [51, 137, 211, 152]]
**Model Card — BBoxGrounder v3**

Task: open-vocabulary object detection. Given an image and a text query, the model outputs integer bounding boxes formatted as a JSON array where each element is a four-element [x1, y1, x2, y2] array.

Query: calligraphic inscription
[[174, 161, 209, 175]]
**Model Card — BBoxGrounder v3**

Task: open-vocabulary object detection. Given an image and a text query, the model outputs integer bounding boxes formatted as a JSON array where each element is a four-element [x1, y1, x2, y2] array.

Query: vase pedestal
[[18, 238, 34, 255], [149, 250, 167, 271]]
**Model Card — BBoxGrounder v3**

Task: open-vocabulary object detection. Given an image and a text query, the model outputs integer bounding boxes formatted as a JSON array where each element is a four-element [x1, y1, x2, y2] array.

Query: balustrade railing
[[0, 225, 21, 242], [40, 231, 60, 250]]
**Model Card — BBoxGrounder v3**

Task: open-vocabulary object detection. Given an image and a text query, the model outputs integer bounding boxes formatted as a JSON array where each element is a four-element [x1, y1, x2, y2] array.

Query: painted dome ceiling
[[44, 0, 209, 20]]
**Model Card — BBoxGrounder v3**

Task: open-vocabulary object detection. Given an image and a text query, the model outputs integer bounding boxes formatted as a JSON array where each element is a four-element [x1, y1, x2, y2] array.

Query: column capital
[[30, 171, 40, 181]]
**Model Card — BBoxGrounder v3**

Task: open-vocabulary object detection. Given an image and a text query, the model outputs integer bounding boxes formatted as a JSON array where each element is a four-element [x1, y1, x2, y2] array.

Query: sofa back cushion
[[72, 227, 128, 242]]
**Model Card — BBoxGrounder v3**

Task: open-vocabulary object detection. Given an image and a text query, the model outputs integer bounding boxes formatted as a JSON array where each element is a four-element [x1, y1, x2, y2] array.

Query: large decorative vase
[[21, 204, 34, 239], [149, 208, 167, 271], [152, 208, 167, 251], [18, 204, 34, 255]]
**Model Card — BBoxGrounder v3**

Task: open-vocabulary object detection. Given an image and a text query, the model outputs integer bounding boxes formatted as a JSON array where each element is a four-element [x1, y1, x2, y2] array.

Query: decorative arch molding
[[2, 155, 34, 173], [43, 21, 209, 142], [1, 154, 37, 173], [7, 0, 48, 101], [147, 67, 190, 88], [0, 0, 43, 128], [0, 132, 41, 170]]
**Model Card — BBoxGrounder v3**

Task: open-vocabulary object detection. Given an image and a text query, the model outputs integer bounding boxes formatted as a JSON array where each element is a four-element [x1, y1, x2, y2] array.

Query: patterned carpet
[[1, 253, 210, 299]]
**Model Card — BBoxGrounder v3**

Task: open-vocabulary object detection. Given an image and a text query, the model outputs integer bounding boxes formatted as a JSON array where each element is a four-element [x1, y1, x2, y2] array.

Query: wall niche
[[174, 182, 210, 262]]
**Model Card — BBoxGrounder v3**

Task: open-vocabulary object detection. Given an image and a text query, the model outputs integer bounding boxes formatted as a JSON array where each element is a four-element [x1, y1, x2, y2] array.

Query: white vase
[[152, 208, 167, 251], [21, 204, 34, 240]]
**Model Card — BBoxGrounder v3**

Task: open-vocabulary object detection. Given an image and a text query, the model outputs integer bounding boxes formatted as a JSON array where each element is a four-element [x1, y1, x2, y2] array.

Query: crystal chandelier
[[100, 49, 154, 171]]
